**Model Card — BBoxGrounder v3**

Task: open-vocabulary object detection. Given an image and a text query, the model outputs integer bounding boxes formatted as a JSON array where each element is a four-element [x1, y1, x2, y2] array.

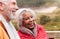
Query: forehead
[[0, 0, 8, 2], [22, 11, 32, 17], [0, 0, 8, 4], [10, 0, 16, 2]]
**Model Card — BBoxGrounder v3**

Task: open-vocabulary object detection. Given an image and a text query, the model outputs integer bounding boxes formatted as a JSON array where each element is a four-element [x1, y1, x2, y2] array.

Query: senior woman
[[15, 8, 48, 39]]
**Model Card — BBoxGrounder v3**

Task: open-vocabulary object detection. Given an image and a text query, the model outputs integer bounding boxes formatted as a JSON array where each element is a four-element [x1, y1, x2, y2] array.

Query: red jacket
[[18, 24, 48, 39]]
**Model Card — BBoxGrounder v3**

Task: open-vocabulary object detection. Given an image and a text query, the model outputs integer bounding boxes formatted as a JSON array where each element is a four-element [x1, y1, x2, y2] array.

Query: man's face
[[8, 0, 18, 13], [7, 0, 19, 19], [22, 11, 35, 29]]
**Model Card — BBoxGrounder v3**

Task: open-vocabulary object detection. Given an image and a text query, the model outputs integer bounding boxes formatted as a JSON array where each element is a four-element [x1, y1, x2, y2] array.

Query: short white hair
[[15, 8, 36, 26], [0, 0, 9, 5]]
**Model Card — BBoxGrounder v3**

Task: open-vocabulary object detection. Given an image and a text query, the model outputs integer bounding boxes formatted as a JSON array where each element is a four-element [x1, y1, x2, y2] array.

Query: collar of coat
[[19, 23, 37, 37]]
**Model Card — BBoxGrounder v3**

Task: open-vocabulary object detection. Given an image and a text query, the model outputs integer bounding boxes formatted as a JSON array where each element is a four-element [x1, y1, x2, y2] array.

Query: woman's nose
[[29, 18, 34, 22]]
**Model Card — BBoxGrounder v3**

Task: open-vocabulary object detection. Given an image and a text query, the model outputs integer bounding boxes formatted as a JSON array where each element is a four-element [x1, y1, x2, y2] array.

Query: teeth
[[29, 23, 33, 25]]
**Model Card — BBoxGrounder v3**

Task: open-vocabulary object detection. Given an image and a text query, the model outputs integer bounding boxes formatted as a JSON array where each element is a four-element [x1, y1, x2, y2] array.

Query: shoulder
[[0, 20, 5, 33], [36, 24, 46, 33], [37, 24, 44, 30], [0, 20, 6, 30], [0, 22, 9, 39], [0, 20, 3, 26], [0, 26, 4, 39], [0, 23, 5, 33], [0, 25, 3, 31]]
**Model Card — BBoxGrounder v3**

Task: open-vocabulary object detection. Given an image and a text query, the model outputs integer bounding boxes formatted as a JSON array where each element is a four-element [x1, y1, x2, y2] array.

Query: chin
[[29, 26, 35, 29]]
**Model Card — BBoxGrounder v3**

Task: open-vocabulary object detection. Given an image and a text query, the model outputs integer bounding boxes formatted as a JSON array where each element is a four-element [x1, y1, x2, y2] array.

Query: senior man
[[0, 0, 20, 39]]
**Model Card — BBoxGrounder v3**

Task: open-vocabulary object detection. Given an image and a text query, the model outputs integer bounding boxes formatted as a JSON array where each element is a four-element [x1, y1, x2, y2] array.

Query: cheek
[[9, 6, 12, 9], [9, 4, 13, 9], [8, 6, 11, 10], [23, 20, 29, 24], [32, 18, 35, 21]]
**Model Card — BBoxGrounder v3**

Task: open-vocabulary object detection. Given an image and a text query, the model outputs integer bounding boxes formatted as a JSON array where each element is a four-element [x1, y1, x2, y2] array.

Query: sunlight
[[35, 6, 58, 13]]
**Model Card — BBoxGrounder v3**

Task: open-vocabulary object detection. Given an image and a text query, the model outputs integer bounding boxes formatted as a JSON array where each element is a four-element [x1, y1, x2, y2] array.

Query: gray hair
[[0, 0, 9, 5], [15, 8, 36, 26]]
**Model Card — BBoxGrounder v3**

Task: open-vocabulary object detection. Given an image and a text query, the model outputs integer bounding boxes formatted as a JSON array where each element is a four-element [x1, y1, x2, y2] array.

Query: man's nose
[[15, 5, 19, 10]]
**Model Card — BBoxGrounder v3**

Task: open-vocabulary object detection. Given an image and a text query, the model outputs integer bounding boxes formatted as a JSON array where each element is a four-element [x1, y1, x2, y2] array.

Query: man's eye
[[12, 2, 16, 5], [31, 16, 33, 18]]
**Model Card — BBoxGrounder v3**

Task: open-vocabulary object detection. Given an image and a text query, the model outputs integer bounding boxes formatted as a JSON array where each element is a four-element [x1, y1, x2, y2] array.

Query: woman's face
[[22, 11, 35, 29]]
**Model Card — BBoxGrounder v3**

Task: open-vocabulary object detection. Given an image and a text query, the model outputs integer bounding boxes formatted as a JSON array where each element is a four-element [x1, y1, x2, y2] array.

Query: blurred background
[[16, 0, 60, 31], [12, 0, 60, 39]]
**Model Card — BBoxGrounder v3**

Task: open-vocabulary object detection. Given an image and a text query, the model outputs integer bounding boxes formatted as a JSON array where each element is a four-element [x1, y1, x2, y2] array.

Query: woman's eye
[[24, 16, 33, 20], [24, 18, 29, 20], [25, 18, 28, 20]]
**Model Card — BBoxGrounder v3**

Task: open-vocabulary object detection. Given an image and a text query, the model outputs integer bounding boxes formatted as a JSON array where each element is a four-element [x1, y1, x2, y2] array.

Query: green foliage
[[44, 22, 60, 31], [40, 15, 51, 25], [11, 20, 18, 30], [52, 16, 60, 22]]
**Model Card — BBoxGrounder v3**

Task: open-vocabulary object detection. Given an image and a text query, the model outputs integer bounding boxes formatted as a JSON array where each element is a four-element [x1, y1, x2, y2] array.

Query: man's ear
[[0, 2, 5, 11]]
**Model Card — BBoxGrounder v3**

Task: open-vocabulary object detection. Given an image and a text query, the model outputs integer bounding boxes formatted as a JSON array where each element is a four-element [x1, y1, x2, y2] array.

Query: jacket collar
[[19, 23, 37, 37]]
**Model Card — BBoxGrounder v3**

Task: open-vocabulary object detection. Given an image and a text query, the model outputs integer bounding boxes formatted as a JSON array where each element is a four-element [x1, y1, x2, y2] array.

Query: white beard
[[10, 12, 16, 19], [6, 10, 16, 20]]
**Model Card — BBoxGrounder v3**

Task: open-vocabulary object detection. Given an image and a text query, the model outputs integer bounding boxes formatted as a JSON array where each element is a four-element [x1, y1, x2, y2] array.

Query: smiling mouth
[[28, 23, 35, 26]]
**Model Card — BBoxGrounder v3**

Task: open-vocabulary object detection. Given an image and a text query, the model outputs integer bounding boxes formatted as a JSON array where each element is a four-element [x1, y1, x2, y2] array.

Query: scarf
[[19, 24, 37, 37]]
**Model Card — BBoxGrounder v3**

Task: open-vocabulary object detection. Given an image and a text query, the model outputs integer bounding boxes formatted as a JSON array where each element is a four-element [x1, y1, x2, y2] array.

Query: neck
[[0, 11, 10, 22]]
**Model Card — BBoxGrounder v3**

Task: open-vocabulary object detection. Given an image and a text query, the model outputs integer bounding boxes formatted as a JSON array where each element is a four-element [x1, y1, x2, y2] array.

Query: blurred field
[[36, 8, 60, 31], [10, 0, 60, 31], [11, 8, 60, 31]]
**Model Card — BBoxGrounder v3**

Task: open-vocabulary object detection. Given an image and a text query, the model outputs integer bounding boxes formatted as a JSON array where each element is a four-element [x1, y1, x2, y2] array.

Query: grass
[[44, 22, 60, 31]]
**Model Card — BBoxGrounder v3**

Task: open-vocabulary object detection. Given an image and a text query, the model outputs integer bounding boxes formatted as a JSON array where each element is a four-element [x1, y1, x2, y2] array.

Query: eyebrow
[[12, 2, 16, 4]]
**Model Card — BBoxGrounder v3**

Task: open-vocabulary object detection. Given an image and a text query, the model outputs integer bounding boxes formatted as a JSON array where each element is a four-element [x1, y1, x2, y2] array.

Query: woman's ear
[[0, 2, 5, 11]]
